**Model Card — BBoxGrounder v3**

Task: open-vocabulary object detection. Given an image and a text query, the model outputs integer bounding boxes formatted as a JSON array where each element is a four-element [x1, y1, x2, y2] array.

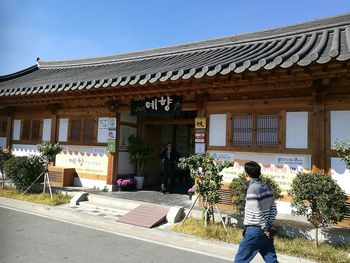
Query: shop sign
[[55, 151, 108, 176], [195, 117, 206, 129], [131, 95, 182, 116]]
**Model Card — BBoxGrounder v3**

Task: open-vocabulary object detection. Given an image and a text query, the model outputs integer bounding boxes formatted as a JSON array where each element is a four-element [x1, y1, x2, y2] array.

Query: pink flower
[[116, 178, 136, 187], [188, 185, 196, 193]]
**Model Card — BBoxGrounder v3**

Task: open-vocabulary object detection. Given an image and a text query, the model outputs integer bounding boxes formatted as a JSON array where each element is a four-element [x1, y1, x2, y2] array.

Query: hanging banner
[[131, 95, 182, 116]]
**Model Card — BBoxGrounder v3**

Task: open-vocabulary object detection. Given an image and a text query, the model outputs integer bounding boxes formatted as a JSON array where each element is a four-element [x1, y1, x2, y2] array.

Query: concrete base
[[69, 192, 89, 207], [106, 184, 116, 192], [166, 206, 185, 223]]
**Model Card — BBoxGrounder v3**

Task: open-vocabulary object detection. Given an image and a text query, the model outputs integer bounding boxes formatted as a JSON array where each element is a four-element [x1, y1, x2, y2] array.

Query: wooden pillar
[[195, 93, 207, 116], [106, 108, 120, 186], [6, 115, 13, 150], [311, 80, 327, 172], [50, 114, 58, 143]]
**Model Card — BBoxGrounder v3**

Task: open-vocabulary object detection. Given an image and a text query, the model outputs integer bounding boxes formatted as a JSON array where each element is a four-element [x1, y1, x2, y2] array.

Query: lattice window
[[233, 115, 253, 146], [70, 119, 81, 142], [233, 114, 279, 147], [31, 120, 42, 140], [0, 119, 7, 137], [83, 119, 95, 142], [69, 118, 97, 143], [256, 115, 279, 147], [21, 120, 31, 140], [19, 120, 42, 141]]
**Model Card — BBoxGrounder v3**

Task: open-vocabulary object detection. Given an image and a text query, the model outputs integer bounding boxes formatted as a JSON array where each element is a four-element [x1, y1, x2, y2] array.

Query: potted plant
[[187, 185, 196, 200], [116, 178, 136, 191], [128, 135, 153, 189]]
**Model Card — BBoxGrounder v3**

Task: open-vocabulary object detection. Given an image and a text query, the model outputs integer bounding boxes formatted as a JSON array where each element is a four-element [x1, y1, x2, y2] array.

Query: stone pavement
[[0, 193, 316, 263]]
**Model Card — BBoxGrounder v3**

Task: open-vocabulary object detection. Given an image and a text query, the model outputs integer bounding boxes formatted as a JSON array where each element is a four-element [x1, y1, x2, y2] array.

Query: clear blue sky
[[0, 0, 349, 76]]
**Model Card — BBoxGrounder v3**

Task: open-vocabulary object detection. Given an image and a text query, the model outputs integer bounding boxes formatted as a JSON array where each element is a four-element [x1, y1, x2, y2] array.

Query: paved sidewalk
[[0, 196, 314, 263]]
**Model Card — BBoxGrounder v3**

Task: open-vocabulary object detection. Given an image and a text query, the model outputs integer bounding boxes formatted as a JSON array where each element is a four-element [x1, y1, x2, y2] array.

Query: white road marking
[[0, 205, 232, 262]]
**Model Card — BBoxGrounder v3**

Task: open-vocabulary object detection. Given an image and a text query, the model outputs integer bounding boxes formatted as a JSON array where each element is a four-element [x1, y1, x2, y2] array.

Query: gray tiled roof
[[0, 13, 349, 97]]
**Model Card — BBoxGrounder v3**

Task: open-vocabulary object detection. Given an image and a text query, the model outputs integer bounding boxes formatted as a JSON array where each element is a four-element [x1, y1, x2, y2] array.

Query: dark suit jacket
[[161, 148, 180, 168]]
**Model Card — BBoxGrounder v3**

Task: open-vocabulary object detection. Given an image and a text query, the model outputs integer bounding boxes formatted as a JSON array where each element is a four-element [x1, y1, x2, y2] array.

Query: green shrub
[[37, 142, 63, 164], [229, 173, 282, 213], [289, 172, 348, 246], [178, 154, 232, 226], [3, 156, 43, 191], [333, 139, 350, 169]]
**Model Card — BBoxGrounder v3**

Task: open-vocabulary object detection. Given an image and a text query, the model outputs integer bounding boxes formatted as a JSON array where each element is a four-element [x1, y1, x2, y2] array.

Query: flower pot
[[188, 192, 193, 200], [117, 184, 135, 191], [134, 176, 144, 190]]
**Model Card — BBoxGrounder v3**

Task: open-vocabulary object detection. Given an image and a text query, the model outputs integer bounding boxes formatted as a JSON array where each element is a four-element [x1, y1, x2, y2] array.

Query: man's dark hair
[[244, 161, 261, 178]]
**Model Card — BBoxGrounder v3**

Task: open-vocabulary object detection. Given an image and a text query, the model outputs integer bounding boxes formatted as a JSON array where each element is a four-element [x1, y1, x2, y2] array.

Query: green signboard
[[108, 139, 116, 153]]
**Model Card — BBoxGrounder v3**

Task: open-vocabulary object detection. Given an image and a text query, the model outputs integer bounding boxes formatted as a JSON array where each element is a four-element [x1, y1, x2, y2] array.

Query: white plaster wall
[[12, 144, 39, 157], [276, 201, 293, 215], [42, 119, 52, 141], [13, 120, 21, 140], [209, 114, 226, 146], [331, 157, 350, 194], [117, 151, 135, 174], [331, 110, 350, 148], [73, 177, 107, 190], [286, 112, 308, 149], [58, 118, 68, 142]]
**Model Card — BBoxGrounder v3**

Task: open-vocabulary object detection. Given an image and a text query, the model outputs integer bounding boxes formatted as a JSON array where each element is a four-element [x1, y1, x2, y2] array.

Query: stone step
[[78, 201, 131, 216], [86, 193, 142, 210]]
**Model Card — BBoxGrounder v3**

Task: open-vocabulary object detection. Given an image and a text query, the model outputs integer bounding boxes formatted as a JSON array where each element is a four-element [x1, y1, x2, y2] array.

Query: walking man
[[160, 142, 180, 193], [234, 161, 278, 263]]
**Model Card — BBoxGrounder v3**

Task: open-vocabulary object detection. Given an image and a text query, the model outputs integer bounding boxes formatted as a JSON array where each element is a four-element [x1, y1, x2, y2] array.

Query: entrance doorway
[[143, 121, 195, 193]]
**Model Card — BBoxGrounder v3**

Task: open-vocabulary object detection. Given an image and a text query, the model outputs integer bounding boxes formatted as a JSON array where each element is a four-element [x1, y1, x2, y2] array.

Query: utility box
[[48, 166, 76, 187]]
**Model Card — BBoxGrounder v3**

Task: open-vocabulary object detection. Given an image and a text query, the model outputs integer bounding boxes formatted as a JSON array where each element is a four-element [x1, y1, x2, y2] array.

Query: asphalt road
[[0, 207, 231, 263]]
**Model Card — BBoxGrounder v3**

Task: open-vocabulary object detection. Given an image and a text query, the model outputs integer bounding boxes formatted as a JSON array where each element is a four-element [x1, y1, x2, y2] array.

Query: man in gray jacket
[[234, 161, 278, 263]]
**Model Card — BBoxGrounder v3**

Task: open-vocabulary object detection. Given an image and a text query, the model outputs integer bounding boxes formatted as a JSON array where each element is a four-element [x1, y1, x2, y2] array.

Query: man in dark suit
[[160, 142, 180, 193]]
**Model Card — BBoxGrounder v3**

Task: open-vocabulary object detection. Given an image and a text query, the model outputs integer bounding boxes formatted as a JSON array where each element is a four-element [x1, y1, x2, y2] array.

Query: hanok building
[[0, 14, 349, 222]]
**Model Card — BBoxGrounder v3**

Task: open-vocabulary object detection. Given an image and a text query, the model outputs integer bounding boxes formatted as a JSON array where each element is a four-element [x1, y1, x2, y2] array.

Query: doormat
[[116, 204, 169, 228]]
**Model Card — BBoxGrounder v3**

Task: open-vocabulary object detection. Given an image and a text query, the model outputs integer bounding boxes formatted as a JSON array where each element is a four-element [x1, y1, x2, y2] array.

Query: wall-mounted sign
[[195, 117, 206, 129], [131, 95, 182, 116], [107, 117, 117, 153], [275, 155, 305, 173], [210, 151, 235, 162], [108, 139, 116, 153], [195, 143, 206, 154], [56, 151, 108, 176]]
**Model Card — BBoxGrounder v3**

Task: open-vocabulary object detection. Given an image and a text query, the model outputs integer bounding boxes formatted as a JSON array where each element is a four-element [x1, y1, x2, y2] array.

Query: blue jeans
[[234, 226, 278, 263]]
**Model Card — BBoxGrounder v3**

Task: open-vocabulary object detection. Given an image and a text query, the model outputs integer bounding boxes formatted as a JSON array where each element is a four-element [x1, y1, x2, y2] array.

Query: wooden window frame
[[230, 112, 281, 150], [0, 118, 8, 137], [67, 117, 97, 144], [17, 119, 43, 143]]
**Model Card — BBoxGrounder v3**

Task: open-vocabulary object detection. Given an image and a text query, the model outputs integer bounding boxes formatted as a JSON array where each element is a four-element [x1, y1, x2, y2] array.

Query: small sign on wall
[[107, 117, 117, 153], [195, 143, 206, 154], [108, 139, 116, 153], [195, 117, 206, 129], [275, 155, 305, 173]]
